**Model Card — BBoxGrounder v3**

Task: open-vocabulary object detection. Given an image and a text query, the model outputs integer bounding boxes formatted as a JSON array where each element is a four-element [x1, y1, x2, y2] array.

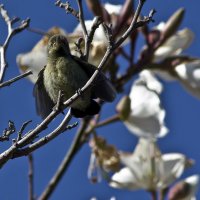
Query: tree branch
[[12, 110, 72, 158], [0, 0, 151, 168], [38, 118, 90, 200], [28, 154, 34, 200], [76, 0, 90, 60], [0, 4, 30, 82], [0, 70, 32, 89]]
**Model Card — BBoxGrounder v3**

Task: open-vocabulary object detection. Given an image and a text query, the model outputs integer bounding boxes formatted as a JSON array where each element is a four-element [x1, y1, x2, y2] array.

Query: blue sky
[[0, 0, 199, 199]]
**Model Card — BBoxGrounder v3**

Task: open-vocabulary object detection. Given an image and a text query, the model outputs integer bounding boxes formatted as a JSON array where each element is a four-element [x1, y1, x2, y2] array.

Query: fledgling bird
[[33, 34, 116, 118]]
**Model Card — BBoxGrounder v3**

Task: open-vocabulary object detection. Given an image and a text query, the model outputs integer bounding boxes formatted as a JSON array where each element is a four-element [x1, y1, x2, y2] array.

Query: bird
[[33, 34, 116, 118]]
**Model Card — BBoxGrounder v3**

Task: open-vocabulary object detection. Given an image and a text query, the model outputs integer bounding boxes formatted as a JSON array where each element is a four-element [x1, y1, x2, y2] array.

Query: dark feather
[[72, 56, 116, 102], [33, 67, 54, 119], [71, 100, 100, 118]]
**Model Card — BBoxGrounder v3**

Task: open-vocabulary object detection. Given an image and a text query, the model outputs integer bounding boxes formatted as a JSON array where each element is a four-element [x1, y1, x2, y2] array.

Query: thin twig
[[74, 37, 84, 58], [0, 70, 32, 89], [27, 27, 50, 36], [0, 4, 30, 82], [28, 154, 34, 200], [12, 111, 72, 158], [95, 114, 120, 129], [38, 118, 90, 200], [55, 1, 79, 19], [76, 0, 89, 60], [17, 120, 32, 142], [85, 16, 103, 59], [54, 90, 64, 112], [0, 120, 15, 142], [85, 114, 120, 136]]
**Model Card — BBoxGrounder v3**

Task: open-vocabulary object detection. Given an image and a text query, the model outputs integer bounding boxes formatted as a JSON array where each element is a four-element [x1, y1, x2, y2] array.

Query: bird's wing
[[72, 56, 116, 102], [33, 66, 54, 119]]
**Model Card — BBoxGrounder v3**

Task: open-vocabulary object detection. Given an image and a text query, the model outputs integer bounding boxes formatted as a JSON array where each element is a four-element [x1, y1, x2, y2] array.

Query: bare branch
[[17, 120, 32, 142], [12, 111, 72, 158], [38, 118, 90, 200], [102, 23, 114, 49], [0, 4, 30, 82], [28, 154, 35, 200], [76, 0, 89, 60], [27, 27, 50, 36], [0, 70, 32, 89], [74, 37, 84, 58], [54, 90, 64, 112], [88, 17, 102, 41]]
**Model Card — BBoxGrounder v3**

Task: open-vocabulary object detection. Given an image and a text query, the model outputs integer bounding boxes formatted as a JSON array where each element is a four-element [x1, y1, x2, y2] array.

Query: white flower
[[153, 25, 194, 63], [175, 60, 200, 99], [155, 59, 200, 99], [150, 23, 200, 99], [73, 19, 107, 43], [168, 175, 199, 200], [104, 3, 122, 15], [151, 24, 200, 99], [124, 70, 168, 139], [110, 138, 188, 191]]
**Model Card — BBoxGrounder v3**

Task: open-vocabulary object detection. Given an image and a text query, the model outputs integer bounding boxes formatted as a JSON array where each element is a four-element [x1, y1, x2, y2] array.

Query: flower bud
[[116, 96, 131, 121], [162, 8, 185, 42]]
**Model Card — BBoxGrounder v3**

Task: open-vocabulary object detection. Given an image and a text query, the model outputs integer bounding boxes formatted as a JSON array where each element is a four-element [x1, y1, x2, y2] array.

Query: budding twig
[[0, 121, 15, 142], [55, 0, 79, 19]]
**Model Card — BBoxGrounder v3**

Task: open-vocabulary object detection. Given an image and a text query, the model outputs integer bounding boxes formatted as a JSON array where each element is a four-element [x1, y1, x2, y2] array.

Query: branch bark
[[28, 154, 34, 200], [0, 4, 30, 82], [0, 70, 32, 89], [38, 118, 90, 200]]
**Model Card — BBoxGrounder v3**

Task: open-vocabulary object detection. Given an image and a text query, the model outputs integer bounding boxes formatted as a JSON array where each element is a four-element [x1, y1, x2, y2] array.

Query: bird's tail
[[71, 100, 100, 118]]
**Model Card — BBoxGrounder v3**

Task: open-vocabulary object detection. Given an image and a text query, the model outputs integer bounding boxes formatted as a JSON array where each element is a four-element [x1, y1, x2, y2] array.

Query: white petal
[[158, 153, 186, 188], [124, 110, 168, 138], [183, 175, 199, 200], [104, 3, 122, 15], [74, 20, 107, 42], [129, 85, 160, 116], [155, 22, 166, 31], [154, 29, 194, 62], [129, 71, 162, 116], [185, 175, 200, 186], [125, 72, 168, 138], [139, 70, 163, 93], [110, 167, 141, 190], [175, 60, 200, 99]]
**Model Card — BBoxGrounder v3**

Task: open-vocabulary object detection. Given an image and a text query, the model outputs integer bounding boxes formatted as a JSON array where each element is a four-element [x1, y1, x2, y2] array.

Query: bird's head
[[47, 34, 71, 57]]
